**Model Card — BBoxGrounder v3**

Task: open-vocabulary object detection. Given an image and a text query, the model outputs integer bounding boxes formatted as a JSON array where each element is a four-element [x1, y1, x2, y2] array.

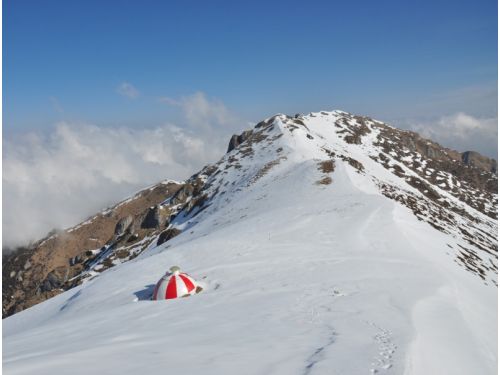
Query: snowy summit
[[3, 110, 498, 375]]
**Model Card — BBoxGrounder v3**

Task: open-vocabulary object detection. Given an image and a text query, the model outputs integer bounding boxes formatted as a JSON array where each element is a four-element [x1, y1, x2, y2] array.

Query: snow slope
[[3, 111, 497, 374]]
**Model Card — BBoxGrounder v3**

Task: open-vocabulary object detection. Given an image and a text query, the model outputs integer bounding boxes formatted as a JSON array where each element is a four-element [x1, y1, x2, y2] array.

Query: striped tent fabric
[[152, 266, 197, 300]]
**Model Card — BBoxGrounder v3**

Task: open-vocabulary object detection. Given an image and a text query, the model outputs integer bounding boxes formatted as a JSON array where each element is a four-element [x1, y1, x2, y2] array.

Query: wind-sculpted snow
[[3, 110, 497, 374]]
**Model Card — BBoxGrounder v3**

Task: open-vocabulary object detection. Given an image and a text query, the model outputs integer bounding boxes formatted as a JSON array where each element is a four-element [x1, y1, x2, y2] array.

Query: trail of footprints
[[367, 321, 397, 373], [293, 288, 397, 374]]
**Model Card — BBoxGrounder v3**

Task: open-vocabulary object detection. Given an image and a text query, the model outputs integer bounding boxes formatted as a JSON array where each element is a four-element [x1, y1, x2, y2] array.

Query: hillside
[[3, 110, 498, 374]]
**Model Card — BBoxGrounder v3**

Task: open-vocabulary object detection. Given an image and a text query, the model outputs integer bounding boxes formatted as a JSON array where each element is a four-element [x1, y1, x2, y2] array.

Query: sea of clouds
[[3, 92, 242, 248]]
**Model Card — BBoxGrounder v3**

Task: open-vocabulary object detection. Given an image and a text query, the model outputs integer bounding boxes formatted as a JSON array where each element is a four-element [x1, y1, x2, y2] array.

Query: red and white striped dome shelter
[[152, 266, 197, 300]]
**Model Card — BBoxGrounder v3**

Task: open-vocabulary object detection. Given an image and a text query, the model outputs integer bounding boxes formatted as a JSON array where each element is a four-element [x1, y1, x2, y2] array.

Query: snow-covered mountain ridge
[[171, 110, 497, 284], [3, 110, 497, 374]]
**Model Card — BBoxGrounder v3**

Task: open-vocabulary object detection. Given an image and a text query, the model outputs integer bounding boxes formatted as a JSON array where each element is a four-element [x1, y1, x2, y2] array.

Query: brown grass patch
[[318, 160, 335, 173], [316, 176, 333, 185], [248, 157, 287, 186]]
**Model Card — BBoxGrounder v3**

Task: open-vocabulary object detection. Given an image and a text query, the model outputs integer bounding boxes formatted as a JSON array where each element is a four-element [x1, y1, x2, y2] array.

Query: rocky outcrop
[[141, 206, 169, 229], [157, 228, 182, 246], [171, 178, 206, 206], [388, 130, 497, 176], [40, 266, 70, 292], [114, 215, 134, 236], [69, 250, 95, 266], [227, 130, 253, 153]]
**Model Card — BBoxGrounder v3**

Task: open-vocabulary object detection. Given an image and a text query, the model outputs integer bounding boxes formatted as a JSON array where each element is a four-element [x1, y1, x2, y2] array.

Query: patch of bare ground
[[318, 160, 335, 174], [316, 176, 333, 185], [315, 160, 335, 185]]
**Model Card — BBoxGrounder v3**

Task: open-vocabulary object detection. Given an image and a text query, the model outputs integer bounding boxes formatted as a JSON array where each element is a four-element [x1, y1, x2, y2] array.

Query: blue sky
[[4, 0, 497, 132]]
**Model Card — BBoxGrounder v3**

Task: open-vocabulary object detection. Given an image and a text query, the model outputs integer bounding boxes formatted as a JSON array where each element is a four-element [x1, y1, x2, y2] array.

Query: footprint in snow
[[366, 321, 396, 373]]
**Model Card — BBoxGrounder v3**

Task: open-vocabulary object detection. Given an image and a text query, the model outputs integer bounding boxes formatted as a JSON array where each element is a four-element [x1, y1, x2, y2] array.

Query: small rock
[[41, 267, 69, 292], [157, 228, 181, 246], [127, 233, 139, 243]]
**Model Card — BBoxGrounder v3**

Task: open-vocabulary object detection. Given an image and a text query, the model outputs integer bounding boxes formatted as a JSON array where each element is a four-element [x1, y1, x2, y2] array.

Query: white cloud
[[116, 82, 140, 99], [160, 91, 236, 130], [3, 92, 244, 248], [158, 96, 180, 106], [410, 112, 498, 158]]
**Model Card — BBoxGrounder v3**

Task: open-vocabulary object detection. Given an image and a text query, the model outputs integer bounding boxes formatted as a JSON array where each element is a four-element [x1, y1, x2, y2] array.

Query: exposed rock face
[[141, 206, 169, 229], [115, 216, 134, 236], [227, 130, 253, 153]]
